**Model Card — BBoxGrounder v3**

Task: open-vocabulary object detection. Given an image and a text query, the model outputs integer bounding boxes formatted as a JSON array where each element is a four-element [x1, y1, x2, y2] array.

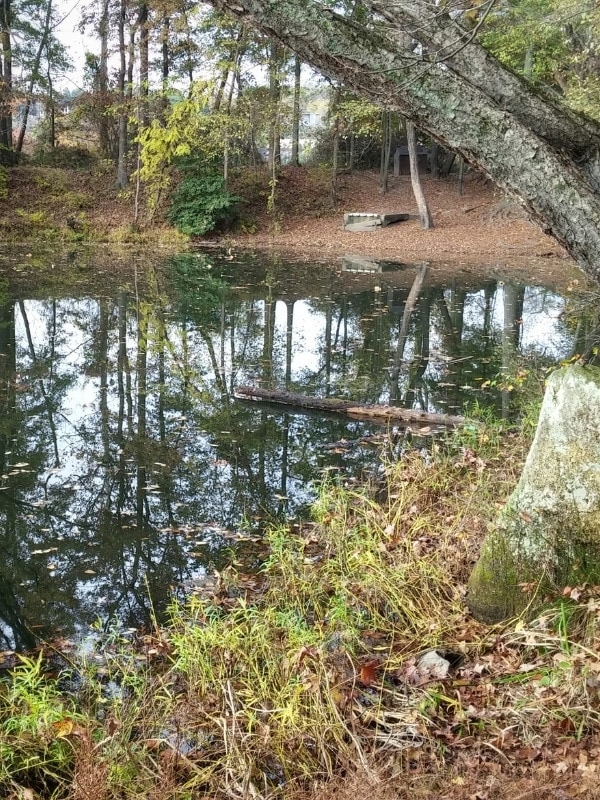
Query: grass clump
[[0, 652, 83, 798], [122, 444, 501, 797], [0, 165, 8, 200]]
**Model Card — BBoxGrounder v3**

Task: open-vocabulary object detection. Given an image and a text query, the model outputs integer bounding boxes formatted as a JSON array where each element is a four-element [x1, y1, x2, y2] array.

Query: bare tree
[[406, 121, 433, 229]]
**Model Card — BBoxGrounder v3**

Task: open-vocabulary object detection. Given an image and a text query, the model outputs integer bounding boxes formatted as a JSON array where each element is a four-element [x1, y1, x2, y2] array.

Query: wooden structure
[[394, 145, 430, 176]]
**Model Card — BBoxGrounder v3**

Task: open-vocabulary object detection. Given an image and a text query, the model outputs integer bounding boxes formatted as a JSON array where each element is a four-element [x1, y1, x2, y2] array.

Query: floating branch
[[234, 386, 472, 427]]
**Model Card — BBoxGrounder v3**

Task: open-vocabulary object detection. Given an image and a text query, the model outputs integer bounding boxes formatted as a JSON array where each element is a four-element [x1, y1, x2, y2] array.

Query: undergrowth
[[1, 423, 600, 799]]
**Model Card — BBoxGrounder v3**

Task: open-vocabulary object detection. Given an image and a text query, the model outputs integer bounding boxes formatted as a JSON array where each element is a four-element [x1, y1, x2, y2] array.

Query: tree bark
[[267, 40, 282, 171], [330, 86, 341, 207], [116, 0, 129, 188], [372, 0, 600, 183], [205, 0, 600, 280], [379, 110, 391, 194], [430, 142, 439, 179], [46, 54, 55, 149], [291, 55, 301, 166], [97, 0, 111, 158], [406, 121, 433, 229], [138, 2, 149, 129], [0, 0, 12, 153], [158, 13, 170, 120]]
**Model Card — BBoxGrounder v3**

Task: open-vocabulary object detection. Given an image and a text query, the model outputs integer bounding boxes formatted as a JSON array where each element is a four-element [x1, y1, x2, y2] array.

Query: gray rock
[[469, 365, 600, 622]]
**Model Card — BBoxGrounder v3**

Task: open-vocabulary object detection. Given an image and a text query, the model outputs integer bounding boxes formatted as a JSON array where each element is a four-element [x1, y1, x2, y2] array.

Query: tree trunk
[[441, 152, 456, 179], [291, 55, 301, 166], [348, 131, 355, 173], [16, 0, 53, 153], [430, 142, 439, 179], [379, 110, 392, 194], [206, 0, 600, 280], [235, 385, 469, 426], [267, 40, 282, 171], [97, 0, 111, 158], [0, 0, 12, 153], [138, 2, 149, 129], [213, 25, 244, 110], [46, 56, 55, 149], [159, 13, 170, 120], [406, 120, 433, 229], [212, 66, 229, 112], [456, 156, 465, 196], [116, 0, 128, 188], [331, 122, 340, 207]]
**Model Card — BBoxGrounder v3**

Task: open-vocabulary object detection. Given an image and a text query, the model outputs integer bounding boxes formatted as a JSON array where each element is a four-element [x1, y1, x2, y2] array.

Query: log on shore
[[234, 386, 472, 427]]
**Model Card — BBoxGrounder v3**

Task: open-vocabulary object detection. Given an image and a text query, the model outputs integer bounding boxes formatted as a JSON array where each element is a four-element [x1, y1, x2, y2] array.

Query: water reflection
[[0, 248, 589, 647]]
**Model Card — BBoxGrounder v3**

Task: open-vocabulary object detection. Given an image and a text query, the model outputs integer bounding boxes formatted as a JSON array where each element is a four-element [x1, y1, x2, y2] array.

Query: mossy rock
[[469, 365, 600, 622]]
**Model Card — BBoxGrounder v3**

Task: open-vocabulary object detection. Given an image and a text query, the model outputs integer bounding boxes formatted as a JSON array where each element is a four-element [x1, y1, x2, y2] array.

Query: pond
[[0, 246, 593, 649]]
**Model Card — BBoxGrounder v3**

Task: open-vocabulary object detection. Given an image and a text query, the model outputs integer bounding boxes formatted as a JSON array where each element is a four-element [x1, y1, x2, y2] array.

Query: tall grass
[[5, 422, 596, 799]]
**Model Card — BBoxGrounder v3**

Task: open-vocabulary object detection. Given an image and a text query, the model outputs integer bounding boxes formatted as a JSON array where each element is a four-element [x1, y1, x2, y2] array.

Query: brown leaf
[[359, 659, 378, 686], [515, 747, 541, 761], [107, 717, 119, 736], [296, 645, 318, 667]]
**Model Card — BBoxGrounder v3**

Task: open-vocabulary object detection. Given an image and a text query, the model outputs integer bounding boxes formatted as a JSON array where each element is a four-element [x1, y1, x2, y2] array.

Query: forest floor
[[223, 166, 577, 285], [0, 161, 579, 290]]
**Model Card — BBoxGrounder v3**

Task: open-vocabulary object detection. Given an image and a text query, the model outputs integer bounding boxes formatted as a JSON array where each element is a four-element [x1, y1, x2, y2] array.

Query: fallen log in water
[[234, 386, 472, 427]]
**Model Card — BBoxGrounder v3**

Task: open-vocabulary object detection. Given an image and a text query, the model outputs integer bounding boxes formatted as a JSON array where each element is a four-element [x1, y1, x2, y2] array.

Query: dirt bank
[[224, 168, 577, 283], [0, 163, 584, 290]]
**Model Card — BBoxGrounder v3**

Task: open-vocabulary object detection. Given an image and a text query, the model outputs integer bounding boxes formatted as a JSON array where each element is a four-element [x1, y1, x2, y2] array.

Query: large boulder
[[468, 364, 600, 622]]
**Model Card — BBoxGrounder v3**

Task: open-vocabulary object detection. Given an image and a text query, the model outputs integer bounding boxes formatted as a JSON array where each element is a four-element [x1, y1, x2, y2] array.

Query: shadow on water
[[0, 246, 594, 647]]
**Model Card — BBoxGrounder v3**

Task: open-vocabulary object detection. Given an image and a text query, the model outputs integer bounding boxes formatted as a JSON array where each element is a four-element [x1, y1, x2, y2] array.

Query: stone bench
[[343, 212, 409, 232]]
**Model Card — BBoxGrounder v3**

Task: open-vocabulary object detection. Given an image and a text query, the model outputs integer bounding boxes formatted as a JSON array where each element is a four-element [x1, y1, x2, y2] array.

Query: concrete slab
[[343, 212, 409, 231], [344, 221, 381, 232], [342, 256, 382, 272]]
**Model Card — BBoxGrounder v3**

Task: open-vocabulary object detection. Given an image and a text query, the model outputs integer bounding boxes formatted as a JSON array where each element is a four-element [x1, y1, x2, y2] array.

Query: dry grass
[[3, 422, 600, 799]]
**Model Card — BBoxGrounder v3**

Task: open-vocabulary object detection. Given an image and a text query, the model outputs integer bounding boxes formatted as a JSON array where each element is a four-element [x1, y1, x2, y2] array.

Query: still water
[[0, 247, 592, 648]]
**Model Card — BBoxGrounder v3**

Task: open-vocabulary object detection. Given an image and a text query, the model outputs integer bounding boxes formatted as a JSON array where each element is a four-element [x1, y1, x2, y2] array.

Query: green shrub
[[168, 171, 239, 236], [62, 190, 93, 210]]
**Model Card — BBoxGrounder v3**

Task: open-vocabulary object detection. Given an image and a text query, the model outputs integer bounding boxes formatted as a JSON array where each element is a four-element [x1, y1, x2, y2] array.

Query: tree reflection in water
[[0, 249, 582, 647]]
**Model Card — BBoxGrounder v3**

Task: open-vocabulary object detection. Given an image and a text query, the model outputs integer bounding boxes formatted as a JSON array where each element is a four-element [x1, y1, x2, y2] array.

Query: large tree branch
[[207, 0, 600, 278], [371, 0, 600, 184]]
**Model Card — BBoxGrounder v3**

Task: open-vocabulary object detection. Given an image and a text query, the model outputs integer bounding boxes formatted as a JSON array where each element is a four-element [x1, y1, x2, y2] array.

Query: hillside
[[0, 163, 573, 280]]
